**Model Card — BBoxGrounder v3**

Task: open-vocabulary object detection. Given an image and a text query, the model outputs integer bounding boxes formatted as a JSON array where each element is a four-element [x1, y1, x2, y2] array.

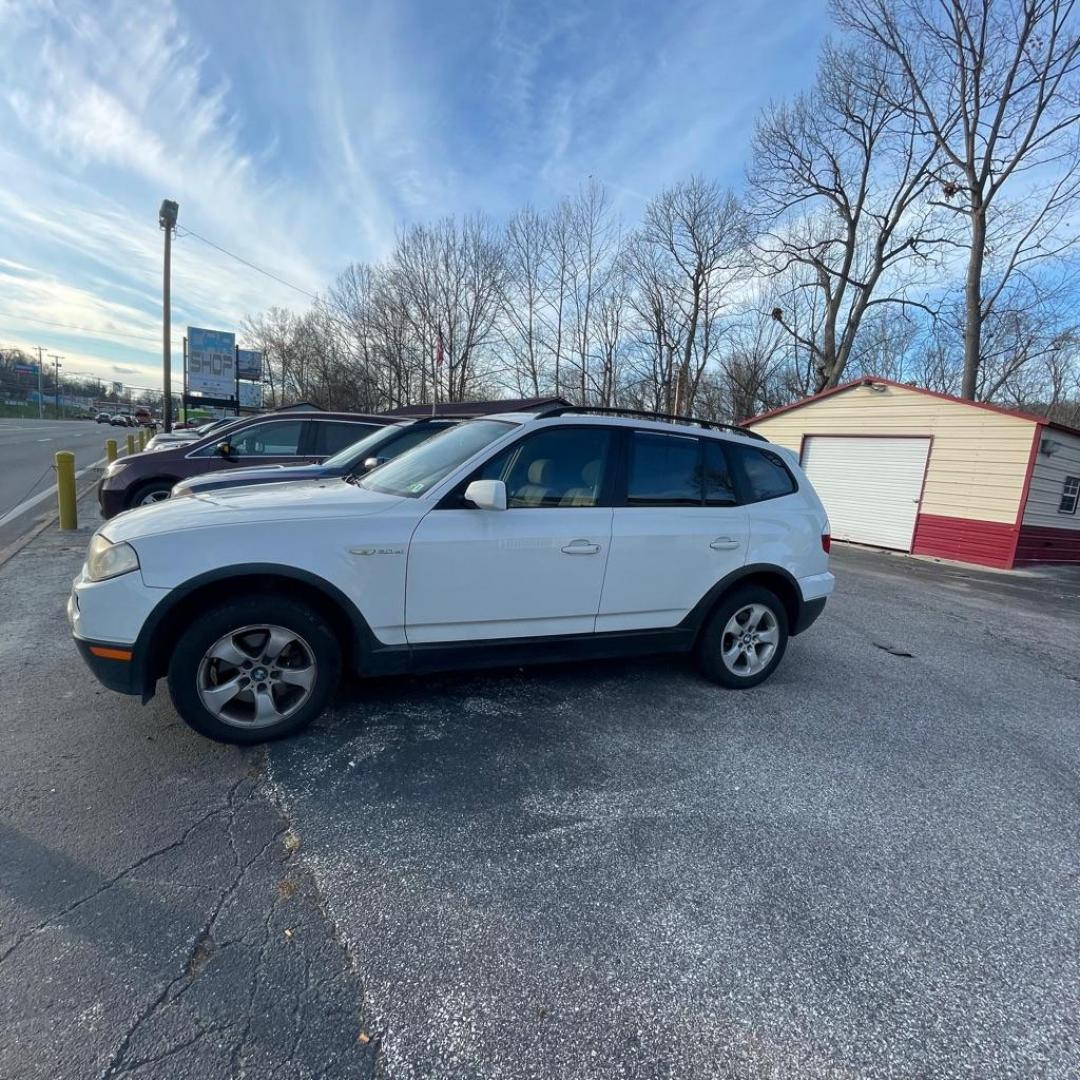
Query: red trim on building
[[744, 376, 1080, 437], [1015, 525, 1080, 565], [911, 513, 1018, 569]]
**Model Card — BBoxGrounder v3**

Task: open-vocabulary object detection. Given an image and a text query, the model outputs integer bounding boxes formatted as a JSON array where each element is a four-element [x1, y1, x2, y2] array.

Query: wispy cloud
[[0, 0, 830, 387]]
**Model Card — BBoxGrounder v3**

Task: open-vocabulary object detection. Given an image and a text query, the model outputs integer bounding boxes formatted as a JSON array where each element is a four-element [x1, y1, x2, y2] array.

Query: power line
[[176, 227, 320, 301], [0, 311, 162, 343]]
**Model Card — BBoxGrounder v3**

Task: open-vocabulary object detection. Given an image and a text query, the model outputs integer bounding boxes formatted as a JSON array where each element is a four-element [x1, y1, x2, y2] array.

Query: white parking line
[[0, 456, 106, 529]]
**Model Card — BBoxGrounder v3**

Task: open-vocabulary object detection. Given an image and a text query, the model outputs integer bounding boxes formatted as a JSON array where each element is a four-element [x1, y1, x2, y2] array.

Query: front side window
[[505, 427, 614, 507], [729, 443, 797, 502], [323, 425, 403, 469], [627, 432, 701, 506], [360, 419, 516, 498], [470, 427, 614, 508], [1060, 475, 1080, 515], [228, 420, 306, 457]]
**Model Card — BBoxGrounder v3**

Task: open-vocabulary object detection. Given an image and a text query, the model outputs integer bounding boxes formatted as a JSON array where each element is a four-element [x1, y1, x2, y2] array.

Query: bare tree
[[391, 215, 506, 402], [500, 205, 554, 396], [750, 41, 943, 392], [562, 180, 618, 404], [838, 0, 1080, 399], [626, 177, 747, 413]]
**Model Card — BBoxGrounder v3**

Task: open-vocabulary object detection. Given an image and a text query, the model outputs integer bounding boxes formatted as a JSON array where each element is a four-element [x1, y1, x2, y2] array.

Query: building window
[[1060, 476, 1080, 515]]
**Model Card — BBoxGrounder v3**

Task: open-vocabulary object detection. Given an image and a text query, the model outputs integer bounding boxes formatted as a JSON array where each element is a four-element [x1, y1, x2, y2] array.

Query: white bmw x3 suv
[[69, 408, 834, 743]]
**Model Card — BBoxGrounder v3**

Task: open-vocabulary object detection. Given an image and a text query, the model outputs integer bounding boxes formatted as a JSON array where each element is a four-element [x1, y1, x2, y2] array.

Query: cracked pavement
[[0, 507, 378, 1080], [2, 497, 1079, 1078]]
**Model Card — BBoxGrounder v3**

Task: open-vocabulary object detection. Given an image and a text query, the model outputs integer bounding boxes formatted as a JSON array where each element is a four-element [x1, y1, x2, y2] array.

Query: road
[[0, 419, 112, 550], [1, 511, 1078, 1079]]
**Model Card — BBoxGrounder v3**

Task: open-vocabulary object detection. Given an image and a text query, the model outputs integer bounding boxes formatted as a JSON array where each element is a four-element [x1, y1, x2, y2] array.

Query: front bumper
[[97, 477, 128, 519], [72, 635, 143, 695], [68, 593, 144, 695]]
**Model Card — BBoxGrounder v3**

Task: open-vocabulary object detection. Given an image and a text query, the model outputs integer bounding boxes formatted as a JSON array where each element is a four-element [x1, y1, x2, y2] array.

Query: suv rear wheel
[[167, 596, 341, 743], [696, 584, 789, 689]]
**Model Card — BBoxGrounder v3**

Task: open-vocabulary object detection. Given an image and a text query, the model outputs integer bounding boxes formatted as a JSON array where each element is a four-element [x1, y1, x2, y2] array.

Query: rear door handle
[[709, 537, 741, 551], [561, 540, 601, 555]]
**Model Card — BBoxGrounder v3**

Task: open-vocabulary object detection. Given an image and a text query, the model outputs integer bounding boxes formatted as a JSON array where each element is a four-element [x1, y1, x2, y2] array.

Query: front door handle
[[709, 537, 741, 551], [561, 539, 601, 555]]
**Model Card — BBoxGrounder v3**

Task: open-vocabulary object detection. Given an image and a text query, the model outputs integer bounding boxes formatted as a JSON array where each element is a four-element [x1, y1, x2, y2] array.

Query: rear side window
[[627, 432, 702, 506], [313, 421, 379, 455], [729, 443, 797, 502]]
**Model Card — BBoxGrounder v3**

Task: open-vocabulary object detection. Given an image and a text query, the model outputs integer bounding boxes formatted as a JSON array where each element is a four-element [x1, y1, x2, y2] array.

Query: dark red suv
[[97, 411, 391, 518]]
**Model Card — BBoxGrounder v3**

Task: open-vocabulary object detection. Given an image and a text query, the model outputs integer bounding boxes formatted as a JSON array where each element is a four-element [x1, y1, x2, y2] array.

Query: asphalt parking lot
[[2, 498, 1078, 1079]]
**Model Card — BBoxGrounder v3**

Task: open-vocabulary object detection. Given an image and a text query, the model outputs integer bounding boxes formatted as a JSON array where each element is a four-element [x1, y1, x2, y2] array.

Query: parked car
[[108, 414, 130, 427], [170, 417, 463, 499], [96, 411, 392, 517], [70, 406, 834, 743], [145, 417, 238, 451], [95, 411, 112, 423]]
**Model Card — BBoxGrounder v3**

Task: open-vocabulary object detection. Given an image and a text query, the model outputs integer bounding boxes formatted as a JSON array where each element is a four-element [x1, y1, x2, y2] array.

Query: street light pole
[[51, 354, 64, 418], [159, 199, 179, 433], [35, 346, 45, 419]]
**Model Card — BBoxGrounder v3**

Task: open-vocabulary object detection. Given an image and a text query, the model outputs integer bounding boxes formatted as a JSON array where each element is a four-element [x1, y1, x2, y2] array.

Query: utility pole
[[50, 354, 64, 418], [159, 199, 179, 432], [35, 345, 45, 418]]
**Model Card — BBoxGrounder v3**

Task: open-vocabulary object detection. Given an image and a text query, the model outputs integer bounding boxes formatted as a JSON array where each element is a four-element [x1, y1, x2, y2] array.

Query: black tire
[[127, 480, 174, 509], [696, 584, 789, 689], [167, 596, 341, 744]]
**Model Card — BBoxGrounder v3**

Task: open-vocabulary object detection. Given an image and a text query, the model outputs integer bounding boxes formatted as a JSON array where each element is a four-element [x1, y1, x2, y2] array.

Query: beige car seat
[[560, 459, 602, 506], [513, 458, 554, 506]]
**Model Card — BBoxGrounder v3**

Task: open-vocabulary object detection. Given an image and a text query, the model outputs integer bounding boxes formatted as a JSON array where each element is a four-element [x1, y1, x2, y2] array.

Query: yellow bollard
[[106, 438, 117, 462], [56, 451, 77, 531], [139, 428, 148, 450], [126, 433, 136, 456]]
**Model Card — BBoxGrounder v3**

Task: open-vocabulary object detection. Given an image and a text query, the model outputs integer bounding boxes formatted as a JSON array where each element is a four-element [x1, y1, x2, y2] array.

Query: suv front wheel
[[167, 596, 341, 743], [696, 584, 789, 689]]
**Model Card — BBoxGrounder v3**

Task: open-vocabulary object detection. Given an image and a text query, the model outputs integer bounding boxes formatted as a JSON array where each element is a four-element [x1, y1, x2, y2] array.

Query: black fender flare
[[679, 563, 806, 637], [133, 563, 393, 698]]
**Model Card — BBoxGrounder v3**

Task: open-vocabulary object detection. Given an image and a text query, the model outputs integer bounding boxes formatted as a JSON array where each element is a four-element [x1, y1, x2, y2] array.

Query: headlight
[[104, 460, 128, 478], [86, 534, 140, 581]]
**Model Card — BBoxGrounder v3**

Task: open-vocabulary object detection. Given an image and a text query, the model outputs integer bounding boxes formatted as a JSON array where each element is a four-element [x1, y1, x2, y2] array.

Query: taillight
[[821, 533, 831, 554]]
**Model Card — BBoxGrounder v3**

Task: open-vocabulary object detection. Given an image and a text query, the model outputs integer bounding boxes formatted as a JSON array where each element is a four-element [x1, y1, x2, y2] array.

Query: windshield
[[359, 419, 515, 498], [323, 424, 404, 468]]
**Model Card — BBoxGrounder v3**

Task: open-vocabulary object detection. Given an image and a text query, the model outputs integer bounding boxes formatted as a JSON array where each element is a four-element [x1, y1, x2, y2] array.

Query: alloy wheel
[[196, 623, 318, 728], [720, 603, 780, 677]]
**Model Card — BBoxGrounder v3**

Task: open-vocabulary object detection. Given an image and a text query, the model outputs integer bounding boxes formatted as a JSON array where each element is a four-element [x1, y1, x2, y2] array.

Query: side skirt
[[360, 627, 697, 678]]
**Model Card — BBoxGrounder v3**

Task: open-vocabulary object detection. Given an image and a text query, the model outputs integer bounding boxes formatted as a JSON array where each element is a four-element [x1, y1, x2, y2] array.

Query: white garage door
[[801, 436, 931, 551]]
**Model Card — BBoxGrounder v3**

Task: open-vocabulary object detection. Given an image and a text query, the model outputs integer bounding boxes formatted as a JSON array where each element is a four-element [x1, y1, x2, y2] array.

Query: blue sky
[[0, 0, 828, 388]]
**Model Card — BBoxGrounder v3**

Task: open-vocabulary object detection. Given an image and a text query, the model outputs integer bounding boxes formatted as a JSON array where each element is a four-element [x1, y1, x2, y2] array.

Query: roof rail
[[534, 404, 769, 442]]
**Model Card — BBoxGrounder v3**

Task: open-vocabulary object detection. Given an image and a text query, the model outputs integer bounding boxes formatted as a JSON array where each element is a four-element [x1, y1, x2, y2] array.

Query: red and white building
[[746, 377, 1080, 569]]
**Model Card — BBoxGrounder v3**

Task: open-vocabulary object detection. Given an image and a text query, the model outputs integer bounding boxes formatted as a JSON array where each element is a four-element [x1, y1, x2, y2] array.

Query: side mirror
[[362, 456, 385, 472], [464, 479, 507, 511], [216, 442, 234, 459]]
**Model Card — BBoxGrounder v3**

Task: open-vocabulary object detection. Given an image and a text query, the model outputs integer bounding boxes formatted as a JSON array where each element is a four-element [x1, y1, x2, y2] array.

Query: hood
[[101, 477, 404, 542], [174, 462, 320, 491]]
